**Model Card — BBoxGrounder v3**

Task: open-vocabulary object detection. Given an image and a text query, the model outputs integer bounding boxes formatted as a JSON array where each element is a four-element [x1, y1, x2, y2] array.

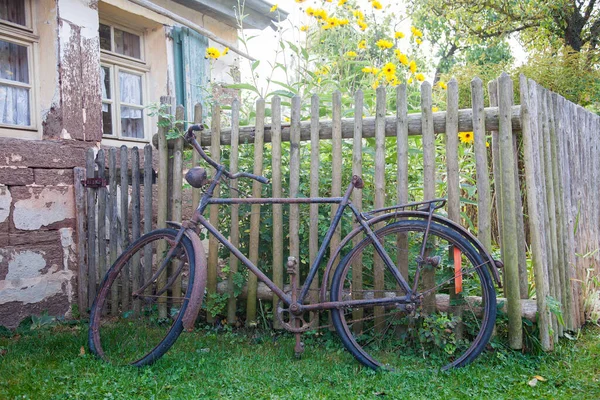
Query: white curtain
[[0, 40, 30, 126], [119, 71, 143, 138], [100, 67, 108, 112]]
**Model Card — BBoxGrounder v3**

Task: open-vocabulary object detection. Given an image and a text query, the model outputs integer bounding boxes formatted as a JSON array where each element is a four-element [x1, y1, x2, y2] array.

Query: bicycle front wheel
[[89, 228, 196, 366], [330, 219, 496, 371]]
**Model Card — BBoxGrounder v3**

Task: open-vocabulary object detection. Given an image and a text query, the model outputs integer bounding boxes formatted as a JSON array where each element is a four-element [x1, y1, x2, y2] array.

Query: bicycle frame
[[182, 165, 414, 313]]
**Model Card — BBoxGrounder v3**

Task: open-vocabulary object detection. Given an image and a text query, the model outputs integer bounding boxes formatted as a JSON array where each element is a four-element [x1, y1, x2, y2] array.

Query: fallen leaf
[[528, 378, 538, 387], [79, 346, 85, 356], [534, 375, 547, 382]]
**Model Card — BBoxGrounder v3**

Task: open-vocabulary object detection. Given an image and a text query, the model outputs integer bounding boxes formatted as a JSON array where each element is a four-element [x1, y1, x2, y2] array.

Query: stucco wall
[[0, 0, 240, 329]]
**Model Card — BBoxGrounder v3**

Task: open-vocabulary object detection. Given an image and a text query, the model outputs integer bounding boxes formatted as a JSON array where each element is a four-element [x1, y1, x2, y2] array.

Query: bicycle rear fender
[[318, 211, 502, 303], [167, 222, 207, 331]]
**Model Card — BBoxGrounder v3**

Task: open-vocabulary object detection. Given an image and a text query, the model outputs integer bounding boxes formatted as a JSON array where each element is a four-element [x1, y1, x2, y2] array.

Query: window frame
[[99, 19, 150, 143], [0, 0, 38, 139]]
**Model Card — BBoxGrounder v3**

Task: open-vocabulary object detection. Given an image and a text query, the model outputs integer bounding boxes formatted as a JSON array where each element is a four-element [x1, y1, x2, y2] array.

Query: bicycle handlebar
[[185, 125, 269, 185]]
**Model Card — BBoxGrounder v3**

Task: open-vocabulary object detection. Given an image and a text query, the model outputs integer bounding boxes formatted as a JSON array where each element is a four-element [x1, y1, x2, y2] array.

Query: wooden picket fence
[[76, 72, 599, 352]]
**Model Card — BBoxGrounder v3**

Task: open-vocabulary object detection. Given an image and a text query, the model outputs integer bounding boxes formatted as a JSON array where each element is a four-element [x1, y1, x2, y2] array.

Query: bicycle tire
[[88, 228, 196, 366], [330, 219, 496, 371]]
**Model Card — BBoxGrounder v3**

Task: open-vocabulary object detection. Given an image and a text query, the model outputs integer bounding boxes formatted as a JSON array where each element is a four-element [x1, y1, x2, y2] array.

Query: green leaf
[[251, 60, 260, 72], [224, 83, 261, 95]]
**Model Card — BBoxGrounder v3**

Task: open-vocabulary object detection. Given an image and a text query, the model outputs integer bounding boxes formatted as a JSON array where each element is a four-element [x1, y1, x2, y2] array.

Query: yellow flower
[[408, 77, 413, 83], [270, 4, 278, 12], [295, 0, 307, 3], [338, 18, 349, 26], [300, 25, 309, 32], [372, 0, 383, 10], [205, 47, 221, 59], [438, 81, 447, 90], [459, 131, 474, 144], [376, 39, 393, 49], [314, 8, 328, 19], [372, 79, 380, 90], [388, 76, 399, 86], [325, 0, 333, 2], [416, 38, 422, 45], [486, 141, 490, 148], [409, 60, 417, 73], [338, 0, 348, 5], [323, 18, 337, 30], [410, 26, 423, 37], [306, 7, 315, 17], [353, 10, 365, 20], [284, 116, 291, 122], [358, 39, 367, 49], [395, 31, 405, 39], [416, 73, 425, 82], [383, 62, 396, 78], [222, 47, 229, 56], [395, 50, 409, 66], [432, 106, 439, 112], [346, 51, 358, 58], [357, 20, 368, 31]]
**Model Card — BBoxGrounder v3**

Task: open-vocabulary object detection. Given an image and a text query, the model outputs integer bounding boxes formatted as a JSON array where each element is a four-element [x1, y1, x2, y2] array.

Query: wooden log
[[309, 94, 320, 309], [207, 103, 221, 323], [85, 148, 97, 308], [519, 75, 551, 351], [498, 72, 522, 349], [156, 96, 172, 319], [214, 281, 539, 321], [373, 87, 386, 329], [471, 78, 492, 251], [74, 167, 87, 314], [271, 96, 283, 329], [191, 103, 203, 208], [246, 98, 265, 326], [96, 150, 107, 289], [350, 90, 365, 332], [421, 81, 436, 314], [227, 98, 241, 326], [193, 106, 523, 146]]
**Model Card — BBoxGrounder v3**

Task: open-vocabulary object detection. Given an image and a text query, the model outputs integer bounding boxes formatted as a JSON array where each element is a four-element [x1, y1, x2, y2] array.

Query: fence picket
[[352, 90, 364, 331], [86, 148, 97, 307], [309, 94, 320, 308], [192, 103, 203, 208], [271, 96, 283, 329], [97, 150, 107, 289], [289, 95, 301, 300], [207, 103, 221, 323], [108, 148, 119, 315], [330, 91, 343, 280], [395, 85, 409, 296], [227, 98, 241, 326], [74, 167, 87, 313], [143, 145, 153, 293]]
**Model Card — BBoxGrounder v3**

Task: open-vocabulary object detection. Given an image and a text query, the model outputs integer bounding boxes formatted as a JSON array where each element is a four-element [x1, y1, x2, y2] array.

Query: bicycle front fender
[[167, 222, 208, 331], [319, 211, 502, 303]]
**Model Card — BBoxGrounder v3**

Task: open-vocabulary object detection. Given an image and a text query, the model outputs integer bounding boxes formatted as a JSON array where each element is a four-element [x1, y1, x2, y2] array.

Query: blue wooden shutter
[[173, 27, 209, 121]]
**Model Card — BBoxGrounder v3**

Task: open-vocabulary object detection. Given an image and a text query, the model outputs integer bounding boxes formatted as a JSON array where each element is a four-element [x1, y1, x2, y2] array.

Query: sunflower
[[205, 47, 221, 59], [459, 131, 474, 144]]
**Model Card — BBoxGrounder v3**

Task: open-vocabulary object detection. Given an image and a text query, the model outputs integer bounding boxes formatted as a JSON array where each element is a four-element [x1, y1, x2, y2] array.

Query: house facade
[[0, 0, 281, 328]]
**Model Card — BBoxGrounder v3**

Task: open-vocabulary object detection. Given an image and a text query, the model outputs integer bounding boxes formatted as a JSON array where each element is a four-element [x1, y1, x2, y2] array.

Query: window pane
[[121, 106, 143, 138], [102, 103, 113, 135], [0, 0, 26, 26], [0, 40, 29, 84], [101, 66, 111, 99], [99, 23, 111, 51], [119, 71, 142, 105], [114, 28, 141, 59], [0, 84, 30, 126]]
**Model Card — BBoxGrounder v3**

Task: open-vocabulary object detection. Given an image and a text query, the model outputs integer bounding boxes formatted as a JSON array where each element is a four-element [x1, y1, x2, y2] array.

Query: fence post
[[246, 98, 265, 327], [74, 167, 87, 314], [498, 72, 522, 349], [207, 103, 221, 323], [86, 148, 97, 308], [309, 94, 320, 314], [108, 148, 119, 315], [395, 85, 409, 284], [143, 145, 153, 293], [519, 75, 551, 350], [192, 103, 203, 208], [131, 148, 141, 315], [96, 150, 107, 291], [271, 96, 283, 329], [330, 91, 343, 279], [227, 98, 241, 326], [352, 90, 364, 331]]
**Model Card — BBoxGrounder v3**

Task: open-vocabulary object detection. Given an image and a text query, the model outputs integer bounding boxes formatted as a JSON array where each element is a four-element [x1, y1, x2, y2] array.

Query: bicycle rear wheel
[[330, 219, 496, 371], [89, 228, 195, 366]]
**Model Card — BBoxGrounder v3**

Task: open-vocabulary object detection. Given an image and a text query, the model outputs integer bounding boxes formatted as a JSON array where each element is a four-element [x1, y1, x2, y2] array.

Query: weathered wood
[[207, 103, 221, 323], [373, 87, 386, 329], [191, 103, 203, 207], [196, 106, 523, 145], [288, 95, 301, 299], [330, 91, 343, 282], [352, 90, 364, 332], [309, 94, 320, 309], [74, 167, 87, 314], [446, 79, 460, 223], [86, 148, 97, 308], [471, 78, 491, 252], [143, 145, 153, 292], [131, 148, 141, 314], [96, 150, 107, 289], [421, 81, 436, 314], [227, 98, 241, 326], [171, 106, 185, 301], [271, 96, 283, 329], [488, 80, 504, 277], [498, 72, 522, 349], [119, 146, 130, 311], [246, 98, 265, 326], [396, 85, 409, 283], [156, 95, 172, 319], [108, 149, 119, 315], [519, 75, 551, 351]]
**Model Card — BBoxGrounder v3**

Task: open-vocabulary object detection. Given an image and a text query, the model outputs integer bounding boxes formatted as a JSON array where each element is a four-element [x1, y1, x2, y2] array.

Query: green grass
[[1, 323, 599, 399]]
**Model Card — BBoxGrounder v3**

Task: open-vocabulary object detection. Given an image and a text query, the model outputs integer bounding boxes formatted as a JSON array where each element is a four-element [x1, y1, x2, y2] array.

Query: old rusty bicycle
[[89, 124, 502, 371]]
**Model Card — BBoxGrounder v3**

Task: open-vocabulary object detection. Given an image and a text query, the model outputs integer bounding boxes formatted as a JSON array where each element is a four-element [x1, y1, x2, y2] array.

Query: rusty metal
[[81, 178, 107, 188], [184, 167, 208, 188], [181, 228, 207, 331]]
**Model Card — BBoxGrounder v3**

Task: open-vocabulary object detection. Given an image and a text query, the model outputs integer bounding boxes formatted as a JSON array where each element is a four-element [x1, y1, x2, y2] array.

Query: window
[[0, 0, 36, 134], [99, 21, 148, 142]]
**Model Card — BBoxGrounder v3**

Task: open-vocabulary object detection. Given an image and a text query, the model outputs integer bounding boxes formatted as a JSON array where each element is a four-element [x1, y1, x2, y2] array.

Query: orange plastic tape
[[453, 246, 463, 294]]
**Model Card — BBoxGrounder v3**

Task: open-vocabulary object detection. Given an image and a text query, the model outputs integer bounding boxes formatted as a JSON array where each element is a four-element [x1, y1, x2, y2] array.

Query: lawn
[[0, 323, 599, 399]]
